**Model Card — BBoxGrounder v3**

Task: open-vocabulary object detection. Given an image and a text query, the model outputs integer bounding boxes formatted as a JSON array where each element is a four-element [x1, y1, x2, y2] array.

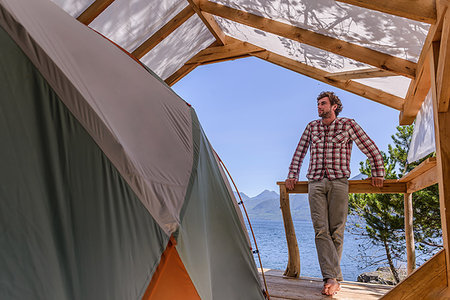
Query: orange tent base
[[142, 236, 200, 300]]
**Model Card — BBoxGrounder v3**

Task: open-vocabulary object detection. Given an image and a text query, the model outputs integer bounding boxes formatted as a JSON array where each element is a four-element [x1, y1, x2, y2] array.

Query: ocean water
[[247, 219, 383, 281]]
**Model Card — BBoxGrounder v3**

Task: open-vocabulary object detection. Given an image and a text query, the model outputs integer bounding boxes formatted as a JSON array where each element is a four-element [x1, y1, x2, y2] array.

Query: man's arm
[[286, 124, 311, 190], [348, 119, 385, 187]]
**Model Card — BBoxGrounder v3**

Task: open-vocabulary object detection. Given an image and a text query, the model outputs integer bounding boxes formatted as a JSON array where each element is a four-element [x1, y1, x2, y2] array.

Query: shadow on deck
[[259, 269, 393, 300]]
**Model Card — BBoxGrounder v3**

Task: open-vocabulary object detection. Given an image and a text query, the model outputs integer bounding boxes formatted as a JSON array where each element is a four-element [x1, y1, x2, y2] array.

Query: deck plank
[[259, 269, 393, 299]]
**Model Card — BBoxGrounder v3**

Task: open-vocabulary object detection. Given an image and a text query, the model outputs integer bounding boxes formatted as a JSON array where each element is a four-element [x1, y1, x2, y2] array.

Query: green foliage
[[348, 125, 441, 276]]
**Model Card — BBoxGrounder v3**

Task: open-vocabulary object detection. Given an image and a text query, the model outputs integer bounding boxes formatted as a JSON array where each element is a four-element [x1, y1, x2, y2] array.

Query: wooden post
[[404, 193, 416, 275], [279, 184, 300, 277], [430, 31, 450, 286]]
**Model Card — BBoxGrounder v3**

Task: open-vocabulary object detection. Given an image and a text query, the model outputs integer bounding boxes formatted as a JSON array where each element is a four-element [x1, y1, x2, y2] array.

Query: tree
[[348, 125, 441, 284]]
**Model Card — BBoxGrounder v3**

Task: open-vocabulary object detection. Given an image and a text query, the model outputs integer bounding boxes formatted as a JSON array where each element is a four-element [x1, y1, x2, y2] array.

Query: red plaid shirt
[[288, 117, 385, 180]]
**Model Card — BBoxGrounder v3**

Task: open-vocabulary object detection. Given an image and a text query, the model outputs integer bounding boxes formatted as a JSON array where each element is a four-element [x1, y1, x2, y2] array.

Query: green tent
[[0, 0, 264, 299]]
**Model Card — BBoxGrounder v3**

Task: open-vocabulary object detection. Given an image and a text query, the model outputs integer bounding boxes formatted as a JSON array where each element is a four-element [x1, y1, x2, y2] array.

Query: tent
[[0, 0, 264, 299]]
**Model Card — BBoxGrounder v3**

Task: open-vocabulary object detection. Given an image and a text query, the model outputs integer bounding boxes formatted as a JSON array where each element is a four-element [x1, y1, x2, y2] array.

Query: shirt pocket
[[311, 132, 323, 144], [332, 131, 349, 144]]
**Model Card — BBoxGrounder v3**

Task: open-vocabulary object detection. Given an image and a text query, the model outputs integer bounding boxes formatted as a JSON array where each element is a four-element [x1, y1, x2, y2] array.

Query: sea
[[246, 218, 387, 281]]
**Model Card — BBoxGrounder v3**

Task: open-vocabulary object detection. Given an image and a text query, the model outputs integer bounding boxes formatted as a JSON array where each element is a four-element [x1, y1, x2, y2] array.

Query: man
[[285, 91, 384, 296]]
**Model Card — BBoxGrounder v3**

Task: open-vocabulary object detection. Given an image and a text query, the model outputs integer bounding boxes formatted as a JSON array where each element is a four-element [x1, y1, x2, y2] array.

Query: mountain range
[[234, 189, 311, 221], [234, 174, 366, 221]]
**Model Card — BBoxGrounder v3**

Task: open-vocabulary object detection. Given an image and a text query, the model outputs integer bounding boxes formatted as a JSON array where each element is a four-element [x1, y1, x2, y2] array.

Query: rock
[[357, 266, 407, 285]]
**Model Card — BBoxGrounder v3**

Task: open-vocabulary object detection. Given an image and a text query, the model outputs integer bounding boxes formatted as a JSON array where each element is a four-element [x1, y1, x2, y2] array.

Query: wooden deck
[[259, 269, 393, 300]]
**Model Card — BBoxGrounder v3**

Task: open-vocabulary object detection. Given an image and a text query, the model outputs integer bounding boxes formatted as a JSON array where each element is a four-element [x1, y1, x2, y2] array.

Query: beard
[[319, 109, 332, 118]]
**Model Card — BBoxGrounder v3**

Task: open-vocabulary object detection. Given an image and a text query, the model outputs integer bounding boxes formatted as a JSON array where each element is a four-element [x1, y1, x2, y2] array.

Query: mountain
[[233, 191, 251, 202], [236, 190, 311, 221], [350, 173, 367, 180]]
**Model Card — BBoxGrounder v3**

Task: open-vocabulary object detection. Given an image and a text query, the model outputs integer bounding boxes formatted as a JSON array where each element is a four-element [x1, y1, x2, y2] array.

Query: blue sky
[[173, 57, 401, 197]]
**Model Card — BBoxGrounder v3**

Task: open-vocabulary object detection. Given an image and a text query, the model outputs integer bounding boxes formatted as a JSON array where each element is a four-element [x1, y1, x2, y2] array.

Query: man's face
[[317, 97, 337, 118]]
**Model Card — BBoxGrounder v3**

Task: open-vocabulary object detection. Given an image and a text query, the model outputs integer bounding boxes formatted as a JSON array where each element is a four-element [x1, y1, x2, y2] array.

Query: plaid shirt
[[288, 117, 385, 180]]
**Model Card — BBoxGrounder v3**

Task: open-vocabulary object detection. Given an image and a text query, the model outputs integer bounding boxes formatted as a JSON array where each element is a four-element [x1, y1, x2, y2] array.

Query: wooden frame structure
[[276, 157, 439, 294], [69, 0, 450, 298]]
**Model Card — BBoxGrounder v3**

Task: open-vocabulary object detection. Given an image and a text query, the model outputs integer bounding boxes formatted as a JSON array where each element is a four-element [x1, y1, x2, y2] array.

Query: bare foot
[[321, 282, 329, 295], [324, 278, 340, 296]]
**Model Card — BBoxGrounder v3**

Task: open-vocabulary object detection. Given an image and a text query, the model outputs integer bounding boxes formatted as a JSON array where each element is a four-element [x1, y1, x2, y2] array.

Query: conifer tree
[[348, 125, 441, 284]]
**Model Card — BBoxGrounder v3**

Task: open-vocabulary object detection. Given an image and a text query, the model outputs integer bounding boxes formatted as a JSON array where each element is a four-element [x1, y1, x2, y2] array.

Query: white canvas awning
[[47, 0, 434, 121]]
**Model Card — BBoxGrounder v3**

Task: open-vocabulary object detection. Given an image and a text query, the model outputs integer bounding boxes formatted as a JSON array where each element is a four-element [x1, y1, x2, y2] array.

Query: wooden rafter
[[399, 6, 447, 125], [132, 6, 195, 59], [77, 0, 115, 25], [165, 63, 199, 86], [251, 50, 405, 110], [164, 40, 261, 86], [187, 41, 264, 64], [187, 0, 226, 45], [164, 41, 220, 86], [324, 68, 396, 81], [199, 0, 417, 79], [335, 0, 436, 24]]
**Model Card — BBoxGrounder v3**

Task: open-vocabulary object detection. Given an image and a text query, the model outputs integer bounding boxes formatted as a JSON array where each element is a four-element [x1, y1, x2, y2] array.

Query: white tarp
[[211, 0, 429, 62], [407, 89, 436, 163], [47, 0, 429, 99]]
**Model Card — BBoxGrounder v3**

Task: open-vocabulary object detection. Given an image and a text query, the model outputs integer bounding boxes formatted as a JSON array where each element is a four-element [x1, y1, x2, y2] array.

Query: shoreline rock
[[357, 267, 407, 285]]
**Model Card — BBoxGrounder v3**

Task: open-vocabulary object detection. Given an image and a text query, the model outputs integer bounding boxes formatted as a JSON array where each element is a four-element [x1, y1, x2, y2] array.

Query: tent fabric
[[0, 25, 169, 299], [0, 0, 265, 299], [407, 89, 436, 163], [176, 129, 264, 300], [142, 237, 200, 300], [0, 0, 195, 235]]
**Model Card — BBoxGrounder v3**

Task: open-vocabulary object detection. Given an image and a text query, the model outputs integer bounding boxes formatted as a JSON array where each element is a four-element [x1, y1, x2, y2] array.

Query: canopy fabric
[[407, 89, 436, 163], [48, 0, 429, 99]]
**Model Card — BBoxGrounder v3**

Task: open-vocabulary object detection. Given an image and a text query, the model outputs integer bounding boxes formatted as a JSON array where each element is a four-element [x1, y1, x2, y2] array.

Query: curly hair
[[317, 91, 343, 116]]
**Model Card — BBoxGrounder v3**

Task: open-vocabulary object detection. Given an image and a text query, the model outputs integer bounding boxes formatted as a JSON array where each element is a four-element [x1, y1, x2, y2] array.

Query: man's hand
[[285, 178, 296, 190], [370, 177, 384, 188]]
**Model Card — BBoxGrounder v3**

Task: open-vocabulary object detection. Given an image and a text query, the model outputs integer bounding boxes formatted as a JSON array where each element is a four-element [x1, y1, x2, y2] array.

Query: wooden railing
[[277, 157, 437, 278]]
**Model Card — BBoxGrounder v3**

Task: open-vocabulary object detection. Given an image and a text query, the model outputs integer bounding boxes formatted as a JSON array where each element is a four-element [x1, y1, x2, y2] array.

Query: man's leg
[[328, 177, 349, 282], [308, 179, 341, 288]]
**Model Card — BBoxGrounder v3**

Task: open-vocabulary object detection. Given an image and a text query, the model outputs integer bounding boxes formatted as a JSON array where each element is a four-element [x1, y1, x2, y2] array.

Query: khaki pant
[[308, 177, 349, 281]]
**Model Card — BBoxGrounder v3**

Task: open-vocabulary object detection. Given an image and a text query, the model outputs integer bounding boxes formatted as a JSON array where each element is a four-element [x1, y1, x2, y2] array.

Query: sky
[[172, 57, 401, 197]]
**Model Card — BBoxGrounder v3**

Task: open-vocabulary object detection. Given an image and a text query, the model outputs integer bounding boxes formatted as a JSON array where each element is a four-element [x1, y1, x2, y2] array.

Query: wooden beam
[[252, 50, 405, 111], [334, 0, 436, 24], [431, 35, 450, 286], [436, 9, 450, 112], [277, 179, 407, 194], [399, 157, 437, 182], [400, 6, 447, 125], [164, 41, 221, 86], [381, 249, 446, 299], [404, 193, 416, 275], [132, 6, 195, 59], [406, 164, 438, 193], [324, 68, 396, 81], [279, 185, 300, 278], [187, 0, 226, 45], [77, 0, 115, 25], [199, 0, 417, 78], [165, 63, 199, 86], [187, 41, 263, 64], [198, 54, 251, 65]]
